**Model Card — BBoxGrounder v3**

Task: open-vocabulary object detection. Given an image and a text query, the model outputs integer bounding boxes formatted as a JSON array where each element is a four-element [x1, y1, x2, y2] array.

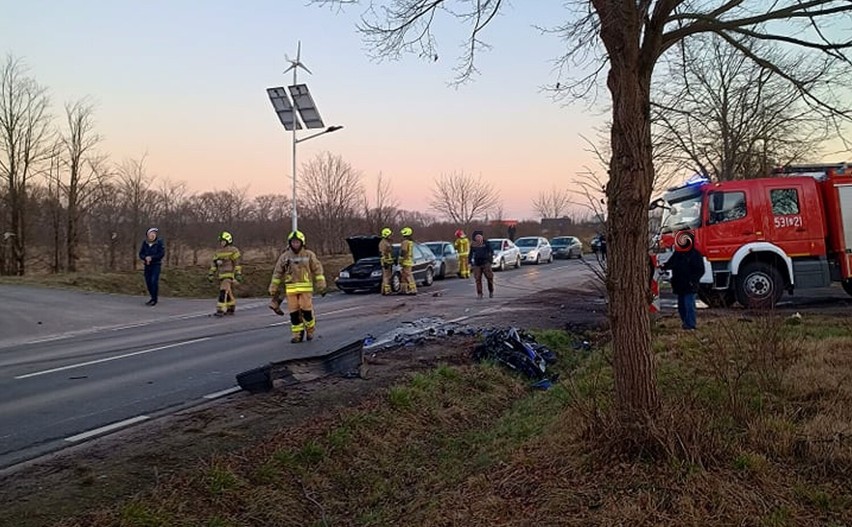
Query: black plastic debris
[[473, 327, 558, 385]]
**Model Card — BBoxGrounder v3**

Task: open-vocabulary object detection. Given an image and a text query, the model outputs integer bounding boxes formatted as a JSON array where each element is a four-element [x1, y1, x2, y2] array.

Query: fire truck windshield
[[660, 193, 702, 233]]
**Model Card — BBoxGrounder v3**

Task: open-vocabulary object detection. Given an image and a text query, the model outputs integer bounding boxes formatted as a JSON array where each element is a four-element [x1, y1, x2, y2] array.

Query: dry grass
[[43, 314, 852, 526]]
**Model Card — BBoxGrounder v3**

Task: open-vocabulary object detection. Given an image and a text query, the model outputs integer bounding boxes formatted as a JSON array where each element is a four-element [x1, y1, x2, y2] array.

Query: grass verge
[[41, 313, 852, 526]]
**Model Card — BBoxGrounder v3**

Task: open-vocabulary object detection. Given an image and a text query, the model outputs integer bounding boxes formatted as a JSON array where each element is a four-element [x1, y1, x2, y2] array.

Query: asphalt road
[[0, 259, 595, 469]]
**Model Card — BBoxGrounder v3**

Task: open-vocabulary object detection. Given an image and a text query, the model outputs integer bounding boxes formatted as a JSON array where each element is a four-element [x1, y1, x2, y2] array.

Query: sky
[[2, 1, 850, 221]]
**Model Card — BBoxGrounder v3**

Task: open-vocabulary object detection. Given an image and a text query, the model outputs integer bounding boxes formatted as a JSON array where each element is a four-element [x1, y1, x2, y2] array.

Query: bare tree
[[299, 151, 363, 254], [0, 55, 53, 275], [654, 36, 841, 181], [117, 155, 153, 269], [429, 171, 500, 227], [364, 172, 400, 233], [60, 98, 105, 272], [532, 186, 572, 220], [318, 0, 852, 421]]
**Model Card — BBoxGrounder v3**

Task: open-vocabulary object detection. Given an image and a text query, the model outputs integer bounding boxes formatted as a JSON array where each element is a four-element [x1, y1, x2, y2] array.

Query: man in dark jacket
[[468, 230, 495, 298], [662, 230, 705, 330], [139, 227, 165, 306]]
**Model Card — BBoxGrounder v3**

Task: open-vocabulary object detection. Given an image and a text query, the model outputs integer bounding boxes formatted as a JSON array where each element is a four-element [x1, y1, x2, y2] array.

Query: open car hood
[[346, 236, 382, 262]]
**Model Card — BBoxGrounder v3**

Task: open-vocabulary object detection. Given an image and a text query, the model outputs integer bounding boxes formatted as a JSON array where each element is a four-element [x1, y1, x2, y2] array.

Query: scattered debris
[[473, 327, 558, 387], [364, 317, 477, 351], [786, 312, 803, 325]]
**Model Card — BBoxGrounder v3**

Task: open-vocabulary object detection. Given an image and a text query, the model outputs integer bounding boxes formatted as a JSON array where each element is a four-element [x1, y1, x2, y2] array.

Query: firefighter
[[269, 230, 326, 343], [399, 226, 417, 295], [208, 231, 242, 317], [454, 229, 470, 278], [379, 227, 395, 295]]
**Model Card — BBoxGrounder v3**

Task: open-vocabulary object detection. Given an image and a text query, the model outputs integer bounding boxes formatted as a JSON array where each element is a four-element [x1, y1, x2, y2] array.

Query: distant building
[[540, 217, 574, 236]]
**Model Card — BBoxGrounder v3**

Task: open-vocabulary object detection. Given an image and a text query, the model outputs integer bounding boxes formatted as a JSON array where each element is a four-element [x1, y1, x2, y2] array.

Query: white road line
[[266, 306, 361, 327], [203, 386, 242, 399], [14, 337, 211, 380], [64, 415, 150, 443]]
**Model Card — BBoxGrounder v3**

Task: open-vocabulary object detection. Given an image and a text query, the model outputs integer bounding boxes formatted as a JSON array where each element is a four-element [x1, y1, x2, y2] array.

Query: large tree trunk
[[597, 0, 660, 419]]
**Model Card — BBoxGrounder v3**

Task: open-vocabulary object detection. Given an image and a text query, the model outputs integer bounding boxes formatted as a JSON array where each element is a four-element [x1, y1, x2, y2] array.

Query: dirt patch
[[0, 338, 473, 527]]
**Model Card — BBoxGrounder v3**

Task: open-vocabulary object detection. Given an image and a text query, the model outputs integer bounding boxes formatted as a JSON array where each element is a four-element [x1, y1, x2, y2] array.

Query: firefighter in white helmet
[[208, 231, 242, 317], [269, 230, 326, 343]]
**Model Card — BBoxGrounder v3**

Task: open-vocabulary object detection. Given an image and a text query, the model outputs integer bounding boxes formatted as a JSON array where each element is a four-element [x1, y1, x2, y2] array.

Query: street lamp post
[[267, 42, 342, 233]]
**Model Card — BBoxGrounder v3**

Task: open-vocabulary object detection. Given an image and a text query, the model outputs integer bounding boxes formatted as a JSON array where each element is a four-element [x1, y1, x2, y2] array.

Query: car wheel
[[499, 258, 506, 271], [391, 273, 402, 293], [535, 254, 541, 265], [423, 266, 434, 286], [548, 253, 553, 264], [515, 256, 521, 268], [438, 263, 446, 279]]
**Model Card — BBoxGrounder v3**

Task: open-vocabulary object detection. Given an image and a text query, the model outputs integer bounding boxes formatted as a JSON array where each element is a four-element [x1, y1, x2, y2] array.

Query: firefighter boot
[[303, 310, 316, 341], [290, 311, 305, 343], [215, 290, 227, 317]]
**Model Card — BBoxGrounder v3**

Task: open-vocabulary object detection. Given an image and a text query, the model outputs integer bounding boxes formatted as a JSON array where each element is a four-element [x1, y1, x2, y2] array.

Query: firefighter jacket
[[271, 248, 326, 294], [400, 239, 415, 267], [454, 236, 470, 257], [379, 238, 394, 268], [210, 245, 241, 279]]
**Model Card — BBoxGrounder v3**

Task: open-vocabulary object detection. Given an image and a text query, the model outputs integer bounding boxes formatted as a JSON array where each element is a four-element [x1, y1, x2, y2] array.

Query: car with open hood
[[335, 236, 437, 294]]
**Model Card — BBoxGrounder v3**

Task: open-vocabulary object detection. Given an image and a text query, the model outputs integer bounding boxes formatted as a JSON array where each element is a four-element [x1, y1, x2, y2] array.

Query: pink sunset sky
[[2, 1, 849, 220]]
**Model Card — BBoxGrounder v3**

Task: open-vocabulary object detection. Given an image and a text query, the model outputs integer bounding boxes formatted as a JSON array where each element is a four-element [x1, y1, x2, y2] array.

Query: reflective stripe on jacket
[[210, 245, 241, 279], [271, 248, 325, 294]]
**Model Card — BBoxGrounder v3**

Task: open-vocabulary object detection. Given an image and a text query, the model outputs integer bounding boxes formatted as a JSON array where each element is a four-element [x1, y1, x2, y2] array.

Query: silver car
[[515, 236, 554, 265], [423, 241, 460, 279], [488, 238, 521, 271], [550, 236, 583, 259]]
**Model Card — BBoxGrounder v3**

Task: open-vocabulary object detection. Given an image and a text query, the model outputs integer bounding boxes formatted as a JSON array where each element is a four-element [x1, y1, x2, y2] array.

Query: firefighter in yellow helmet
[[269, 230, 326, 343], [399, 226, 416, 295], [208, 231, 242, 317], [454, 229, 470, 278], [379, 227, 395, 295]]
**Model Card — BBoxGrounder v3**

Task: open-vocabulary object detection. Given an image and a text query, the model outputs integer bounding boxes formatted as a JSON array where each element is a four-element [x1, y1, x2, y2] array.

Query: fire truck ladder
[[772, 162, 850, 179]]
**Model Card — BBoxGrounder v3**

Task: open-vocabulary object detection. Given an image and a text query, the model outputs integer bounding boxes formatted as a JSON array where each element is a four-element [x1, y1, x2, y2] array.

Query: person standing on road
[[662, 230, 705, 330], [399, 227, 417, 295], [379, 227, 395, 295], [454, 229, 470, 279], [138, 227, 165, 306], [269, 230, 326, 343], [468, 230, 495, 299], [208, 231, 242, 317]]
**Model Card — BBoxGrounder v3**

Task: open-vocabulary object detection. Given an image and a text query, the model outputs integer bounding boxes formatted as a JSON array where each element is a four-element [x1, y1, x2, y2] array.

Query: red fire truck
[[652, 163, 852, 308]]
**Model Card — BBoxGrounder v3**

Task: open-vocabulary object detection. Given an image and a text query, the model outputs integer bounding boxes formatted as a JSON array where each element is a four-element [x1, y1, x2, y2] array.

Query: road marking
[[266, 306, 361, 327], [14, 337, 211, 380], [64, 415, 150, 443], [203, 386, 242, 399]]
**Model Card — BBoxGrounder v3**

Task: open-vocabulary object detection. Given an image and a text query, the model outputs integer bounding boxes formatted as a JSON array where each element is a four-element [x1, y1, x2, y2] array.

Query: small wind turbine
[[283, 41, 312, 87]]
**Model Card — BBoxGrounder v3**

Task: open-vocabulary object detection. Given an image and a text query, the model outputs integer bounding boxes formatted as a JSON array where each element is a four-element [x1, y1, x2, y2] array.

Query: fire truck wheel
[[736, 262, 784, 309], [842, 280, 852, 297]]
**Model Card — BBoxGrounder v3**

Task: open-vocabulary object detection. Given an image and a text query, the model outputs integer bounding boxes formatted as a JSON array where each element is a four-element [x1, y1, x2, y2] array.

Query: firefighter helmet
[[674, 230, 694, 252], [454, 229, 464, 238], [219, 231, 233, 244], [401, 226, 413, 237], [381, 227, 392, 238], [288, 230, 306, 244]]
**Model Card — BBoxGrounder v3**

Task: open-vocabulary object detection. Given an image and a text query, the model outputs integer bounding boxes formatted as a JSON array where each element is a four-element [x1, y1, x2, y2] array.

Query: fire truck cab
[[652, 163, 852, 308]]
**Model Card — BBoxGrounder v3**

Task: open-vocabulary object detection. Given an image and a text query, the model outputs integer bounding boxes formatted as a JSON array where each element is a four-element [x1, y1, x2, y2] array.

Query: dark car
[[550, 236, 583, 259], [423, 241, 460, 279], [335, 236, 437, 294]]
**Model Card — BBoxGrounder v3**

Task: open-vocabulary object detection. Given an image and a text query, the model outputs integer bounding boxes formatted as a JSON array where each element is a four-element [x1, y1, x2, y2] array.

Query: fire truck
[[652, 163, 852, 308]]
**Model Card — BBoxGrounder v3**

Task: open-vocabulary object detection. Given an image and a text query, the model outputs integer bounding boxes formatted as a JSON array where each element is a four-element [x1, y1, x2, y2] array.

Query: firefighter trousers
[[217, 278, 236, 314], [286, 293, 315, 337], [400, 264, 417, 294], [458, 255, 470, 278], [381, 265, 393, 295], [472, 265, 494, 296]]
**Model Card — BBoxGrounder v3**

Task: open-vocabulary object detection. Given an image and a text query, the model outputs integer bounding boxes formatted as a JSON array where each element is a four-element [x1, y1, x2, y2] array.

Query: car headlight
[[528, 250, 538, 257], [339, 271, 350, 278], [370, 270, 383, 278]]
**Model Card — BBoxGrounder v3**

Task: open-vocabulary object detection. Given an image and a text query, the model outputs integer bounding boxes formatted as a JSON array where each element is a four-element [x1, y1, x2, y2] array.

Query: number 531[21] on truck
[[651, 163, 852, 309]]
